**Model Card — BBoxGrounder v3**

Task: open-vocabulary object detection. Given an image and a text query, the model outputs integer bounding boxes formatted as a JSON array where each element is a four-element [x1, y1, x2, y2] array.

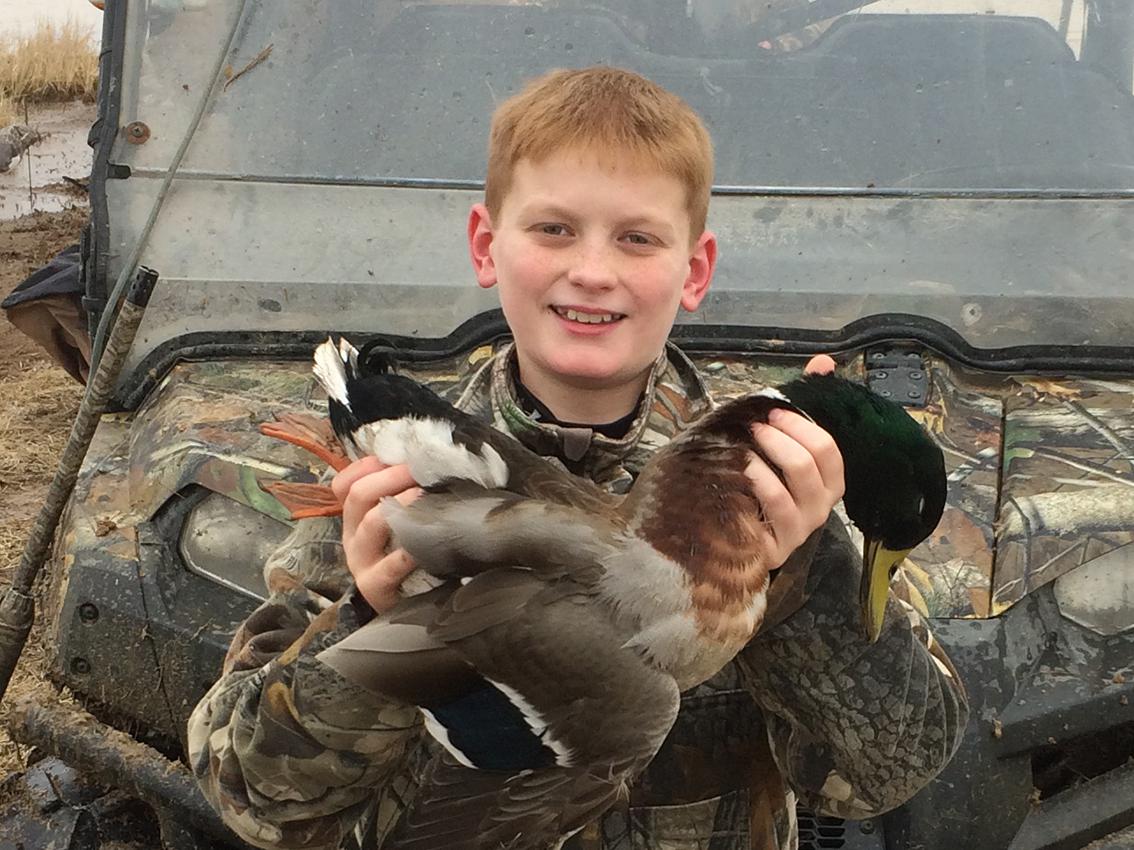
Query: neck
[[514, 353, 649, 426]]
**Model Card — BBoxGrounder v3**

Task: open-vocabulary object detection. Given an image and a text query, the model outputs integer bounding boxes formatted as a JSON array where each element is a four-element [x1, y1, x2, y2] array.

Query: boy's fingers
[[356, 549, 418, 614], [331, 456, 387, 501], [748, 413, 847, 570], [742, 452, 797, 567], [766, 410, 845, 497], [352, 477, 421, 604], [353, 483, 424, 545], [345, 486, 423, 583], [350, 503, 393, 557], [340, 464, 418, 540], [751, 420, 826, 505]]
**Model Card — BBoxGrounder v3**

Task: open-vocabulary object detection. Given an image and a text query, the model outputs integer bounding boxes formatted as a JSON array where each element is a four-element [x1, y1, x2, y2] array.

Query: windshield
[[122, 0, 1134, 191], [104, 0, 1134, 375]]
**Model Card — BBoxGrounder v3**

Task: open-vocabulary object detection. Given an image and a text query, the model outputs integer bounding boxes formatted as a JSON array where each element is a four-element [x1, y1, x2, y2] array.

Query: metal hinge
[[865, 346, 929, 407]]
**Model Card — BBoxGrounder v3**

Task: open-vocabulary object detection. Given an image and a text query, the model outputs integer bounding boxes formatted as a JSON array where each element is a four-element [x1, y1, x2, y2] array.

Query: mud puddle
[[0, 101, 96, 220]]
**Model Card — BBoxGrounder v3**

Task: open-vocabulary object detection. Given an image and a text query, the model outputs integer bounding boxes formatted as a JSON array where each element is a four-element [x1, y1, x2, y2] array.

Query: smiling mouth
[[552, 306, 626, 325]]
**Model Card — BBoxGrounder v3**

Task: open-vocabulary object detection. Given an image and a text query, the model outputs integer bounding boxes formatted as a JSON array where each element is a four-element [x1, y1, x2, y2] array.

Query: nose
[[566, 237, 617, 291]]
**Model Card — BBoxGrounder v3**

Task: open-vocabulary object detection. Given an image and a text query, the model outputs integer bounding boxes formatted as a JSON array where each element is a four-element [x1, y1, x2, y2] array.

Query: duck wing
[[379, 484, 623, 583], [320, 569, 680, 850], [313, 337, 617, 515], [386, 754, 634, 850]]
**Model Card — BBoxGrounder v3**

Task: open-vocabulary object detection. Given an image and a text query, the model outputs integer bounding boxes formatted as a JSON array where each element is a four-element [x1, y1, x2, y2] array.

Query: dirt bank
[[0, 204, 87, 775]]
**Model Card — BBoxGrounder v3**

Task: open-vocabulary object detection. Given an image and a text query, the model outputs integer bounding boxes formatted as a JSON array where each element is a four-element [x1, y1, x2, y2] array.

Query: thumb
[[804, 354, 837, 375]]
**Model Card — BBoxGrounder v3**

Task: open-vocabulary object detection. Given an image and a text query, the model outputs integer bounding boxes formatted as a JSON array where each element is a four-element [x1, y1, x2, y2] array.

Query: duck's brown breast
[[628, 441, 774, 650]]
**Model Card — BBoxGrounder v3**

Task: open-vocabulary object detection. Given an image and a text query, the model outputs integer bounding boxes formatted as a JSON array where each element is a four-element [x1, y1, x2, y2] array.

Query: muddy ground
[[0, 102, 96, 218], [0, 205, 87, 776]]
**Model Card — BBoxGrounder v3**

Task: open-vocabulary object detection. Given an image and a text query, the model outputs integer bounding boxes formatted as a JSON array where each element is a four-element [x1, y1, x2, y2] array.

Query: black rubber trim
[[116, 311, 1134, 410], [115, 314, 512, 409], [668, 314, 1134, 372], [86, 0, 129, 338]]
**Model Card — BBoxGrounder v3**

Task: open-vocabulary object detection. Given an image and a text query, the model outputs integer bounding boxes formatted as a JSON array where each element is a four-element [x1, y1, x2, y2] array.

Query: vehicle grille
[[798, 808, 847, 849]]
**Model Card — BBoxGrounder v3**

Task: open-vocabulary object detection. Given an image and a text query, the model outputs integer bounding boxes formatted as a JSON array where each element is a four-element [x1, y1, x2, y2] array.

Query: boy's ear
[[468, 203, 497, 289], [680, 230, 717, 312]]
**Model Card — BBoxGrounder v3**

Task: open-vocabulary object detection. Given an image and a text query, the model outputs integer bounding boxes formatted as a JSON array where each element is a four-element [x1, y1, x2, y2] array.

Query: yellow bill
[[860, 538, 910, 642]]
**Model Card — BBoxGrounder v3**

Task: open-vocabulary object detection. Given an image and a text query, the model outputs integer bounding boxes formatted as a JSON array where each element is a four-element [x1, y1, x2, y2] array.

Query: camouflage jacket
[[188, 343, 970, 850]]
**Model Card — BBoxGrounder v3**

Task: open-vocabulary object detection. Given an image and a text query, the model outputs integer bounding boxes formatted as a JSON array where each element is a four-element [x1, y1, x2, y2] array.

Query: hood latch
[[865, 347, 929, 408]]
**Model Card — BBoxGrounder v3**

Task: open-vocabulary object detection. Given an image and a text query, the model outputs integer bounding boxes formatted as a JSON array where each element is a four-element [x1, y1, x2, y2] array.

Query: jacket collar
[[455, 342, 713, 492]]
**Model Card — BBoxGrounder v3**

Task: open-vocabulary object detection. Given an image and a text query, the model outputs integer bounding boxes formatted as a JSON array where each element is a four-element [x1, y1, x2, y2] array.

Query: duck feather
[[379, 487, 620, 582], [324, 570, 681, 849], [388, 756, 612, 850], [375, 588, 682, 850]]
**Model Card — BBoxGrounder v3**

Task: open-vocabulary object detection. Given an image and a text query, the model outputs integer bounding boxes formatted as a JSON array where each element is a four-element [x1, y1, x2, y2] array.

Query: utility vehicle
[[3, 1, 1133, 848]]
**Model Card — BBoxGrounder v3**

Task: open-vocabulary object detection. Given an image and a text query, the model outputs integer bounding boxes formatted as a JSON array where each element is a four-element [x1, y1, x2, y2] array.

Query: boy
[[189, 67, 968, 850]]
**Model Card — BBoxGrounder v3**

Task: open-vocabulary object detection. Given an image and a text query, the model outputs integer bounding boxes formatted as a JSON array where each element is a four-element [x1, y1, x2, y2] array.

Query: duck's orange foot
[[262, 480, 342, 519], [260, 413, 351, 472]]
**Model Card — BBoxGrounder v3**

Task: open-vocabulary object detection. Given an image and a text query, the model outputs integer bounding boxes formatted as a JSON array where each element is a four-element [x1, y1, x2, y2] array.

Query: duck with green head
[[777, 373, 948, 641], [260, 339, 948, 850]]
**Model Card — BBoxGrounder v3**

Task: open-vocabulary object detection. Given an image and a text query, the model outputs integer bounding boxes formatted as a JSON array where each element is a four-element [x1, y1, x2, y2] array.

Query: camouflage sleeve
[[737, 515, 970, 820], [187, 516, 422, 850]]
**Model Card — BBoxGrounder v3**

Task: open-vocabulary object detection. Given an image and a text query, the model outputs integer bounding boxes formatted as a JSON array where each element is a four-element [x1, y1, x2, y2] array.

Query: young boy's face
[[468, 149, 716, 403]]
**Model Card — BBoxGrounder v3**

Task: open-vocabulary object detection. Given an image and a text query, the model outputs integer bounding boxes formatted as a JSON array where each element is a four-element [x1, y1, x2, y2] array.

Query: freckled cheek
[[628, 265, 689, 313], [505, 252, 559, 298]]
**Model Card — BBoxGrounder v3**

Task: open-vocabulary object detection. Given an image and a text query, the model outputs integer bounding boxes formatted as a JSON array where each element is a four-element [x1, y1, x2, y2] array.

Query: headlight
[[179, 492, 292, 601], [1053, 542, 1134, 636]]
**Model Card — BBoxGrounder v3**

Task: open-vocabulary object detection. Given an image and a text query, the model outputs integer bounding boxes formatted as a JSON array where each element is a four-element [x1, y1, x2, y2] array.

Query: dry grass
[[0, 92, 17, 129], [0, 363, 81, 491], [0, 17, 99, 123], [0, 361, 83, 775]]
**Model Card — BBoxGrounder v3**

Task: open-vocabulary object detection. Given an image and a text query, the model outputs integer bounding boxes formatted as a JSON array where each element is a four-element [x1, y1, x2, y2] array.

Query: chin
[[549, 358, 621, 384], [546, 353, 647, 388]]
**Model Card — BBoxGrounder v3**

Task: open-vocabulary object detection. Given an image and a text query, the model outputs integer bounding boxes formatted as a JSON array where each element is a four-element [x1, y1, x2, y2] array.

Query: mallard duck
[[260, 338, 945, 850]]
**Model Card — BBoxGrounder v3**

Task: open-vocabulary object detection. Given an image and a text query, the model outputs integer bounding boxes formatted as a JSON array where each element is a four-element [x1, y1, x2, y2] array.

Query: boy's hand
[[745, 355, 845, 570], [331, 457, 422, 613]]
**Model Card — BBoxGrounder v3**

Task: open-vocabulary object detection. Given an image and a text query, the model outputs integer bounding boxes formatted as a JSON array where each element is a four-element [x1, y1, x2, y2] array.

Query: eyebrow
[[522, 204, 677, 238], [520, 203, 579, 222], [619, 216, 675, 235]]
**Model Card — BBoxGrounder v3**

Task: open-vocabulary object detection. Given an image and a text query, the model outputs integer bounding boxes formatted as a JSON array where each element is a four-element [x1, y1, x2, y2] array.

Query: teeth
[[559, 308, 620, 324]]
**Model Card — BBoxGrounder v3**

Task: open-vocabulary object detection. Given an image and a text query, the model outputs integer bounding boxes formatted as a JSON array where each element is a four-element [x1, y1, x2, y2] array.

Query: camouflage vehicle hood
[[59, 348, 1134, 628]]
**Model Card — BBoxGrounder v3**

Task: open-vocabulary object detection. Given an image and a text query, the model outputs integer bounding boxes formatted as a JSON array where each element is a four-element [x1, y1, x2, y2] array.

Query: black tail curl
[[334, 336, 466, 428], [357, 336, 402, 376]]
